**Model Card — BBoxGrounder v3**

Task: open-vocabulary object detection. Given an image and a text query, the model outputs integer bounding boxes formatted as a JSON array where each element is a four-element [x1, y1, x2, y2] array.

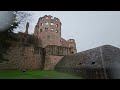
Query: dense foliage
[[0, 11, 30, 62]]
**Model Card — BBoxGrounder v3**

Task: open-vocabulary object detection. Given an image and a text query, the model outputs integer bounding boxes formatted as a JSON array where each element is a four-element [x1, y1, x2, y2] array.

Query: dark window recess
[[56, 24, 58, 27], [46, 17, 48, 19], [71, 52, 74, 54], [45, 22, 49, 25], [51, 28, 54, 31], [40, 29, 42, 32], [78, 63, 82, 65], [92, 62, 95, 64]]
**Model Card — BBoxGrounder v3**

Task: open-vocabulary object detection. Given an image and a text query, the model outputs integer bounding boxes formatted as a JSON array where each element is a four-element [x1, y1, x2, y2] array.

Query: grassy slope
[[0, 70, 83, 79]]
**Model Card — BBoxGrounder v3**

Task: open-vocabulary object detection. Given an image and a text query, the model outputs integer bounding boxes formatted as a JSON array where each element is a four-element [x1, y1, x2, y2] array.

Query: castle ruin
[[0, 15, 77, 70]]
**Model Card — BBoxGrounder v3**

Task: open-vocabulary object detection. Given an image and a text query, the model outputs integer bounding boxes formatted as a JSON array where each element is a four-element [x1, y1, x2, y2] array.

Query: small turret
[[68, 39, 77, 54], [25, 22, 29, 34]]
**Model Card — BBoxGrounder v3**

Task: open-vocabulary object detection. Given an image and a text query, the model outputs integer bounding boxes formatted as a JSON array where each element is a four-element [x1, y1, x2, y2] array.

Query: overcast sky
[[12, 11, 120, 52]]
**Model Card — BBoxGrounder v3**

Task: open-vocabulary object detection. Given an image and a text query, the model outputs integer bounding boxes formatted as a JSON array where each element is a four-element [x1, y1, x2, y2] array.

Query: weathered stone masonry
[[0, 15, 77, 70], [33, 15, 77, 70], [55, 45, 120, 79]]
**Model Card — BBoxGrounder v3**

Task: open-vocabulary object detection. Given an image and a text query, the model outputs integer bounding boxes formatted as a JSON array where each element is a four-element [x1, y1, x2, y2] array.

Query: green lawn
[[0, 70, 82, 79]]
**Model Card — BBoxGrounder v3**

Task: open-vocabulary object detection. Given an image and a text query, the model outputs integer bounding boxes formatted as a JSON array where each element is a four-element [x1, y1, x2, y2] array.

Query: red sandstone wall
[[32, 15, 77, 70], [39, 30, 61, 48], [38, 15, 61, 37], [0, 43, 42, 70], [34, 15, 77, 53], [0, 15, 77, 70], [45, 45, 71, 56], [60, 38, 69, 47], [44, 55, 64, 70], [34, 15, 62, 48], [68, 39, 77, 53]]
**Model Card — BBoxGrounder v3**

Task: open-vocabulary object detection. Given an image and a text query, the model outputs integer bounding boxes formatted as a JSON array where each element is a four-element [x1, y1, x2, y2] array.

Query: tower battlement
[[35, 15, 61, 37]]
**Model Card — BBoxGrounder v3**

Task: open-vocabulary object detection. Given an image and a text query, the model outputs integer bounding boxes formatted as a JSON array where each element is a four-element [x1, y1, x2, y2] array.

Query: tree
[[7, 11, 31, 33], [0, 11, 31, 62]]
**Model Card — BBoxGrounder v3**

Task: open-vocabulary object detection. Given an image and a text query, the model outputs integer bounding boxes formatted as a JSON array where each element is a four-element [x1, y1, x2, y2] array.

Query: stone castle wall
[[55, 45, 120, 79], [0, 15, 77, 70], [33, 15, 77, 54], [44, 45, 71, 70], [0, 43, 72, 70], [0, 42, 42, 70], [44, 55, 64, 70], [34, 15, 62, 48]]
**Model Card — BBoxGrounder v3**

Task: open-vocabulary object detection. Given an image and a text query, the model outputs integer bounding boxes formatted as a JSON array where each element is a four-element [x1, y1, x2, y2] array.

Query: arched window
[[51, 17, 54, 19], [51, 28, 54, 31], [92, 62, 95, 64], [78, 63, 82, 65], [45, 28, 48, 30], [40, 29, 42, 32], [45, 22, 49, 25], [46, 17, 48, 19], [56, 24, 58, 27], [41, 23, 43, 26], [51, 22, 54, 25], [56, 30, 58, 33]]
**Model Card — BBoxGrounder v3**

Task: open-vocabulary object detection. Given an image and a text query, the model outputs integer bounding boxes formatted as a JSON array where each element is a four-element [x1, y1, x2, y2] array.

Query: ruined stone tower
[[33, 15, 77, 53], [0, 15, 77, 70], [34, 15, 62, 48], [33, 15, 77, 70]]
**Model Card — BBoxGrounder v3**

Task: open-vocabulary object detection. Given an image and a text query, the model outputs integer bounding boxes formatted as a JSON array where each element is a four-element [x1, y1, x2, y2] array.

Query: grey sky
[[14, 11, 120, 52]]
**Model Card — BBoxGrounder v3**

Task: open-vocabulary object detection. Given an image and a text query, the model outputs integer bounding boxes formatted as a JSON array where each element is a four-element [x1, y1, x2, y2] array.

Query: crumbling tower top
[[36, 15, 62, 37]]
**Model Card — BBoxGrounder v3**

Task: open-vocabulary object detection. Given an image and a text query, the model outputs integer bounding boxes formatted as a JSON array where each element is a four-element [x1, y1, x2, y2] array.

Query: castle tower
[[33, 15, 77, 70], [25, 22, 29, 34], [34, 15, 62, 48], [68, 39, 77, 54]]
